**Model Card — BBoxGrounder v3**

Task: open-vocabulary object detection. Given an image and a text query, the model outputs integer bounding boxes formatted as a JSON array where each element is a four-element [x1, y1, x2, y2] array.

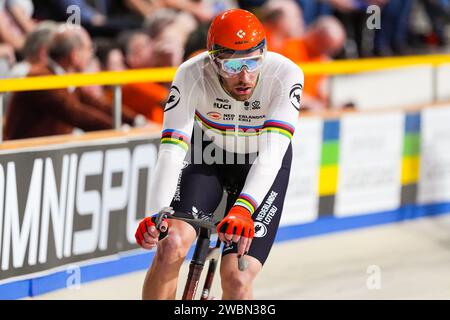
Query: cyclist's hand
[[217, 206, 254, 256], [135, 215, 169, 250]]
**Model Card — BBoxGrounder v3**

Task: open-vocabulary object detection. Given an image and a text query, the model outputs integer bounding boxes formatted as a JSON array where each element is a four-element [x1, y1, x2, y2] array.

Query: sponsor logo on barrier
[[0, 139, 158, 281]]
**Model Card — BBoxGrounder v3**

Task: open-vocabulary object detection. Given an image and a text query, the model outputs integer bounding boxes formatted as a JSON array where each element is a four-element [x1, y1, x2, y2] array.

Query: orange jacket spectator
[[4, 64, 136, 140], [104, 82, 167, 124], [116, 30, 169, 123], [281, 38, 327, 99], [122, 82, 167, 123], [265, 16, 346, 110]]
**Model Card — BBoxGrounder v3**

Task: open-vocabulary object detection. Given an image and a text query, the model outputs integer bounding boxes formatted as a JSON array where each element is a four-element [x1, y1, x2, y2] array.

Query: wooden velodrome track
[[28, 214, 450, 300]]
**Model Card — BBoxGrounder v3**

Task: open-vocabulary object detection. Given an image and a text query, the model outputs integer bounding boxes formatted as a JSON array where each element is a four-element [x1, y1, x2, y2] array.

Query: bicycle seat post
[[182, 227, 211, 300]]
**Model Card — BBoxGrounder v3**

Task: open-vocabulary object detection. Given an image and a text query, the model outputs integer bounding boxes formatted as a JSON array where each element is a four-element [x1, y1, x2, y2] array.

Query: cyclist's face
[[218, 51, 261, 101]]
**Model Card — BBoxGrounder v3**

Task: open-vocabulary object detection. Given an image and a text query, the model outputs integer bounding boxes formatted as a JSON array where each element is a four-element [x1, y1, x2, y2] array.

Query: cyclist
[[135, 8, 304, 300]]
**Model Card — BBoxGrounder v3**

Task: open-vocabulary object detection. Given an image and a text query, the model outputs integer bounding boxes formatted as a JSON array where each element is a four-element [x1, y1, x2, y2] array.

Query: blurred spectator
[[160, 0, 213, 22], [3, 26, 137, 140], [296, 0, 333, 25], [117, 30, 167, 123], [144, 7, 179, 39], [95, 38, 126, 71], [118, 30, 154, 69], [9, 21, 57, 78], [56, 0, 109, 26], [261, 0, 304, 53], [294, 0, 365, 27], [328, 0, 390, 58], [144, 8, 183, 66], [42, 0, 143, 38], [183, 22, 209, 60], [0, 43, 15, 78], [207, 0, 239, 15], [373, 0, 414, 56], [124, 0, 166, 18], [144, 8, 198, 66], [0, 0, 35, 51], [6, 0, 36, 33], [420, 0, 450, 47], [282, 16, 346, 111], [327, 0, 368, 58], [284, 16, 346, 61], [237, 0, 267, 16]]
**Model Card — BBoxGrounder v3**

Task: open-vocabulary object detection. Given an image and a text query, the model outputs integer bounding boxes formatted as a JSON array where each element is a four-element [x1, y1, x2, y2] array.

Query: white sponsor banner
[[281, 117, 323, 226], [335, 112, 404, 217], [418, 105, 450, 204]]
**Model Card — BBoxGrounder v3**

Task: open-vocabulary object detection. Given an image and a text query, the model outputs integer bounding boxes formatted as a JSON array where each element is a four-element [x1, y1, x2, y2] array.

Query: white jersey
[[148, 51, 304, 216]]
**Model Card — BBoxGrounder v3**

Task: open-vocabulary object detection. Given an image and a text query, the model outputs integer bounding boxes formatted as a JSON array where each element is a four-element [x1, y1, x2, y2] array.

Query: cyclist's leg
[[220, 254, 262, 300], [142, 162, 224, 299], [142, 219, 197, 299], [220, 144, 293, 299]]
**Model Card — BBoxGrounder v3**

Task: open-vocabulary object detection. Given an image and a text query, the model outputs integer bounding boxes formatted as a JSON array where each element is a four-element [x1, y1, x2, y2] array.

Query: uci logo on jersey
[[213, 102, 231, 110]]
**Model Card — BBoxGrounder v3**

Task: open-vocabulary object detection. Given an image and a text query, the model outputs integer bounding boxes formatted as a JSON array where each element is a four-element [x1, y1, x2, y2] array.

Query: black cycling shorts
[[170, 128, 292, 266]]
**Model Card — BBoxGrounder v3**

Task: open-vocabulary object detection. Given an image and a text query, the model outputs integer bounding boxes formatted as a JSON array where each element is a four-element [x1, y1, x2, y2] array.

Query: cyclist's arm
[[233, 65, 304, 215], [147, 63, 196, 213]]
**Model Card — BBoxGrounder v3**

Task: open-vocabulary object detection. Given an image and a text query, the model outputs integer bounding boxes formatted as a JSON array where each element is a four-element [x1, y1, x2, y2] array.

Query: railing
[[0, 54, 449, 142]]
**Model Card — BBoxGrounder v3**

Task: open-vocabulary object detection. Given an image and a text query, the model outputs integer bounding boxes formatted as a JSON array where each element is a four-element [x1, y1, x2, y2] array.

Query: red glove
[[217, 206, 254, 254], [135, 215, 169, 249]]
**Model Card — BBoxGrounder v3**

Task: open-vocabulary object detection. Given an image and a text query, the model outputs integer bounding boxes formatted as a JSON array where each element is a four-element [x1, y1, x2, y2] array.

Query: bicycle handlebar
[[153, 207, 218, 230], [154, 207, 249, 271]]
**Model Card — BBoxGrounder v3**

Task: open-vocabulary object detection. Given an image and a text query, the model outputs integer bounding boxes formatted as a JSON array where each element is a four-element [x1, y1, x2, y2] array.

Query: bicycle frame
[[183, 227, 215, 300]]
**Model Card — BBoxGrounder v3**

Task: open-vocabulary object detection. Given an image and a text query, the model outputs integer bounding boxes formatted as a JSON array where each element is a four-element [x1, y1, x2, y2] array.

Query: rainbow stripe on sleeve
[[160, 129, 190, 151], [261, 120, 295, 140], [235, 193, 258, 215]]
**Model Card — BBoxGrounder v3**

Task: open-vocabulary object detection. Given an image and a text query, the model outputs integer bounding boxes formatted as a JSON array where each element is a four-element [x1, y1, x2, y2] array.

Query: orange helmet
[[207, 8, 266, 54]]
